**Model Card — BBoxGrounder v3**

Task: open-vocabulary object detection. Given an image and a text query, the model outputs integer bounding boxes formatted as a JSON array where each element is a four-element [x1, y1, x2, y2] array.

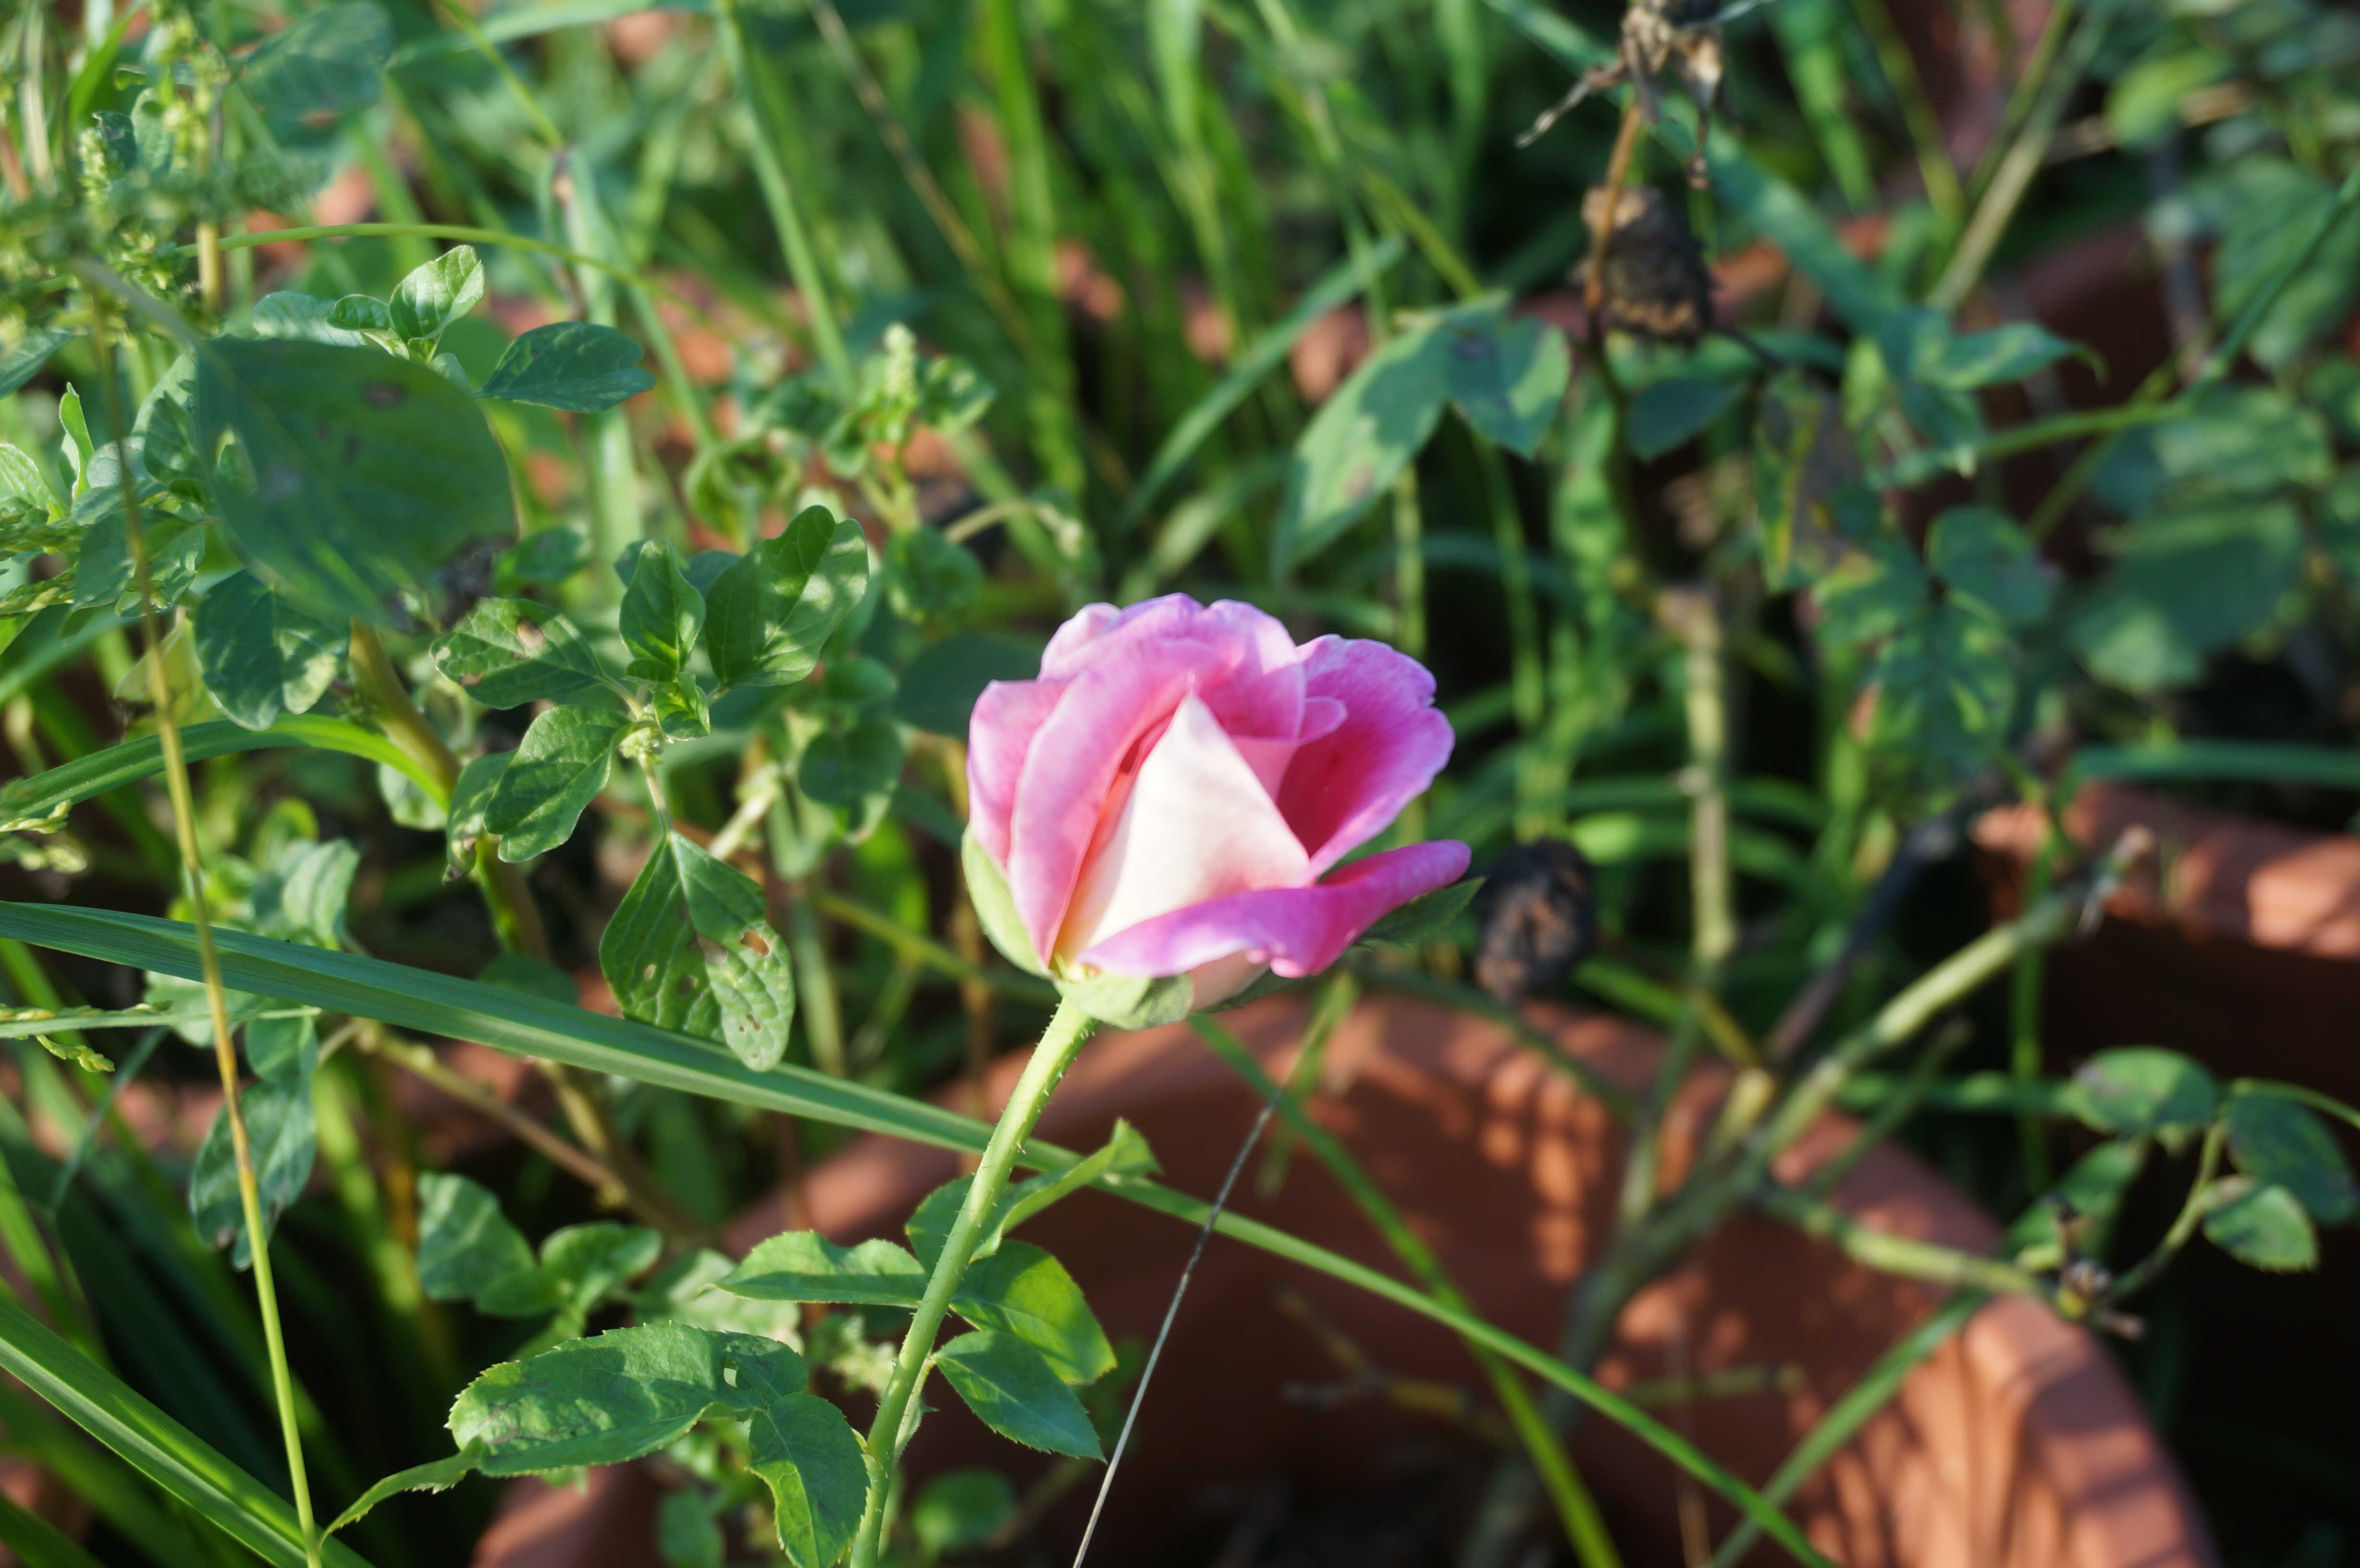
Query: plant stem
[[100, 338, 321, 1568], [2107, 1122, 2224, 1300], [1757, 1187, 2048, 1296], [848, 998, 1098, 1568]]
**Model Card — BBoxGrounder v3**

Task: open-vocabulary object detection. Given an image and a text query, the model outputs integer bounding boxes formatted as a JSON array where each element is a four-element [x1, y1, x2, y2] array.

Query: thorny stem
[[849, 999, 1098, 1568], [98, 335, 322, 1568]]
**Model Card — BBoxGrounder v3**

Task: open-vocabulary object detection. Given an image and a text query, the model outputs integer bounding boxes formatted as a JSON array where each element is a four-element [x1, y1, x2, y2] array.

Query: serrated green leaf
[[908, 1121, 1158, 1271], [483, 707, 625, 861], [2203, 1179, 2318, 1271], [415, 1173, 535, 1303], [390, 248, 484, 347], [326, 1444, 481, 1536], [476, 1222, 663, 1319], [2067, 1049, 2216, 1137], [1443, 307, 1569, 457], [933, 1330, 1102, 1458], [2070, 501, 2305, 692], [911, 1469, 1015, 1557], [445, 751, 509, 878], [194, 338, 512, 624], [479, 322, 655, 413], [956, 1242, 1114, 1384], [193, 570, 344, 731], [238, 2, 392, 147], [719, 1233, 927, 1306], [749, 1395, 868, 1568], [599, 833, 795, 1069], [447, 1323, 733, 1474], [2224, 1094, 2357, 1223], [704, 506, 868, 690], [190, 1075, 316, 1269], [1626, 377, 1738, 461], [432, 598, 611, 709], [616, 540, 705, 684], [1927, 507, 2053, 630], [1274, 322, 1451, 570], [635, 1250, 805, 1341]]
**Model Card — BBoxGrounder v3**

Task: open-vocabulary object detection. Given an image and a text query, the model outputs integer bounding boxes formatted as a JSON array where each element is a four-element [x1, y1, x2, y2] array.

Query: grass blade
[[0, 717, 443, 829]]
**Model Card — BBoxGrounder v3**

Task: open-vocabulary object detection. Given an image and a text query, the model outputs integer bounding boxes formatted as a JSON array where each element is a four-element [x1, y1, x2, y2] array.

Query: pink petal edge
[[1276, 637, 1458, 875]]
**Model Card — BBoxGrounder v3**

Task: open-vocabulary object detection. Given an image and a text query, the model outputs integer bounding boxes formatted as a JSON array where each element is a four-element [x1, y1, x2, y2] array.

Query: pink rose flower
[[966, 594, 1471, 1008]]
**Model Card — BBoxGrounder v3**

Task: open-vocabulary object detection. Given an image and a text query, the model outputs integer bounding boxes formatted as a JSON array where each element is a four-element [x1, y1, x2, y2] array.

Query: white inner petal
[[1055, 693, 1312, 966]]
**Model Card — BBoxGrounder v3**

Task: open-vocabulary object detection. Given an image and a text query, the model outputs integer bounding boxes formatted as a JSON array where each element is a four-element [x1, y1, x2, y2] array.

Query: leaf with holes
[[447, 1324, 734, 1475], [194, 338, 512, 624], [192, 570, 345, 731], [415, 1173, 535, 1304], [599, 833, 796, 1070], [2224, 1094, 2357, 1223], [483, 707, 626, 862], [189, 1075, 316, 1269], [2203, 1179, 2319, 1272], [703, 505, 868, 691], [1443, 307, 1569, 457], [933, 1330, 1102, 1459], [749, 1395, 868, 1568], [616, 540, 705, 685], [480, 322, 656, 413], [1273, 321, 1451, 570], [2067, 1049, 2216, 1138], [432, 599, 611, 709]]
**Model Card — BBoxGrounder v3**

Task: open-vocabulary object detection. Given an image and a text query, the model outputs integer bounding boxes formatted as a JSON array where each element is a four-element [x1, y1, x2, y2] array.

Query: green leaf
[[1058, 969, 1192, 1030], [326, 1446, 481, 1536], [329, 296, 393, 335], [908, 1122, 1158, 1271], [389, 248, 484, 348], [432, 598, 611, 709], [2106, 48, 2223, 152], [2092, 386, 2332, 511], [252, 838, 359, 947], [194, 338, 512, 625], [2207, 159, 2360, 369], [800, 713, 906, 833], [704, 506, 868, 690], [1862, 600, 2014, 809], [955, 1242, 1115, 1384], [2067, 1049, 2216, 1138], [447, 1324, 734, 1474], [616, 540, 706, 685], [2202, 1179, 2319, 1272], [483, 707, 625, 861], [477, 1222, 663, 1319], [1896, 382, 1984, 476], [378, 762, 445, 831], [189, 1075, 316, 1268], [653, 675, 711, 739], [244, 1012, 317, 1084], [479, 322, 656, 413], [476, 952, 580, 1006], [600, 833, 796, 1070], [1274, 322, 1451, 570], [415, 1173, 535, 1304], [911, 1469, 1016, 1558], [893, 633, 1043, 737], [444, 751, 509, 877], [719, 1233, 928, 1307], [1360, 877, 1482, 946], [884, 528, 983, 625], [192, 571, 344, 731], [0, 329, 75, 398], [236, 2, 392, 147], [932, 1330, 1102, 1459], [1812, 534, 1929, 650], [1626, 377, 1738, 460], [2071, 501, 2306, 692], [748, 1396, 868, 1568], [2224, 1094, 2357, 1223], [1878, 308, 2090, 390], [252, 293, 371, 348], [1926, 508, 2053, 630], [1443, 307, 1569, 457], [496, 523, 593, 592], [959, 830, 1048, 977], [657, 1490, 724, 1568]]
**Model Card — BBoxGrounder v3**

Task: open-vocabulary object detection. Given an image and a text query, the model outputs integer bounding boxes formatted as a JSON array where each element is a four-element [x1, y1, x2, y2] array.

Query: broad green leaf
[[704, 506, 868, 690], [496, 523, 593, 591], [956, 1242, 1115, 1383], [1926, 508, 2053, 630], [657, 1490, 725, 1568], [2006, 1137, 2150, 1255], [634, 1251, 804, 1341], [189, 1075, 316, 1268], [194, 338, 512, 624], [893, 634, 1043, 737], [617, 540, 705, 684], [1443, 308, 1569, 457], [483, 707, 625, 861], [378, 761, 446, 830], [2224, 1094, 2357, 1223], [885, 528, 983, 625], [237, 2, 392, 147], [252, 292, 372, 348], [251, 838, 358, 947], [2067, 1049, 2216, 1138], [1896, 381, 1984, 476], [432, 599, 611, 709], [1810, 535, 1929, 651], [389, 248, 484, 348], [326, 1445, 481, 1535], [2071, 501, 2306, 691], [2203, 1179, 2318, 1272], [476, 1222, 662, 1320], [0, 329, 75, 398], [720, 1233, 927, 1307], [414, 1173, 534, 1303], [653, 676, 711, 739], [1361, 877, 1482, 946], [2207, 158, 2360, 369], [911, 1470, 1015, 1557], [243, 1012, 317, 1084], [707, 1332, 809, 1413], [2091, 387, 2331, 511], [192, 571, 344, 731], [448, 1324, 734, 1474], [329, 296, 393, 334], [444, 751, 509, 877], [479, 322, 656, 413], [2106, 48, 2223, 152], [1878, 307, 2089, 390], [932, 1330, 1102, 1458], [1862, 600, 2014, 809], [800, 712, 906, 834], [599, 833, 796, 1070], [749, 1395, 868, 1568], [960, 831, 1048, 977], [1273, 322, 1451, 570], [1626, 377, 1738, 460]]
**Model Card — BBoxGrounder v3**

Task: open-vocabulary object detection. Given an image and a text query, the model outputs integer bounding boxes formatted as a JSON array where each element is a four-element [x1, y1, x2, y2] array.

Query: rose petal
[[1042, 595, 1306, 746], [1079, 840, 1472, 981], [966, 676, 1068, 867], [1056, 693, 1312, 962], [1277, 637, 1457, 875]]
